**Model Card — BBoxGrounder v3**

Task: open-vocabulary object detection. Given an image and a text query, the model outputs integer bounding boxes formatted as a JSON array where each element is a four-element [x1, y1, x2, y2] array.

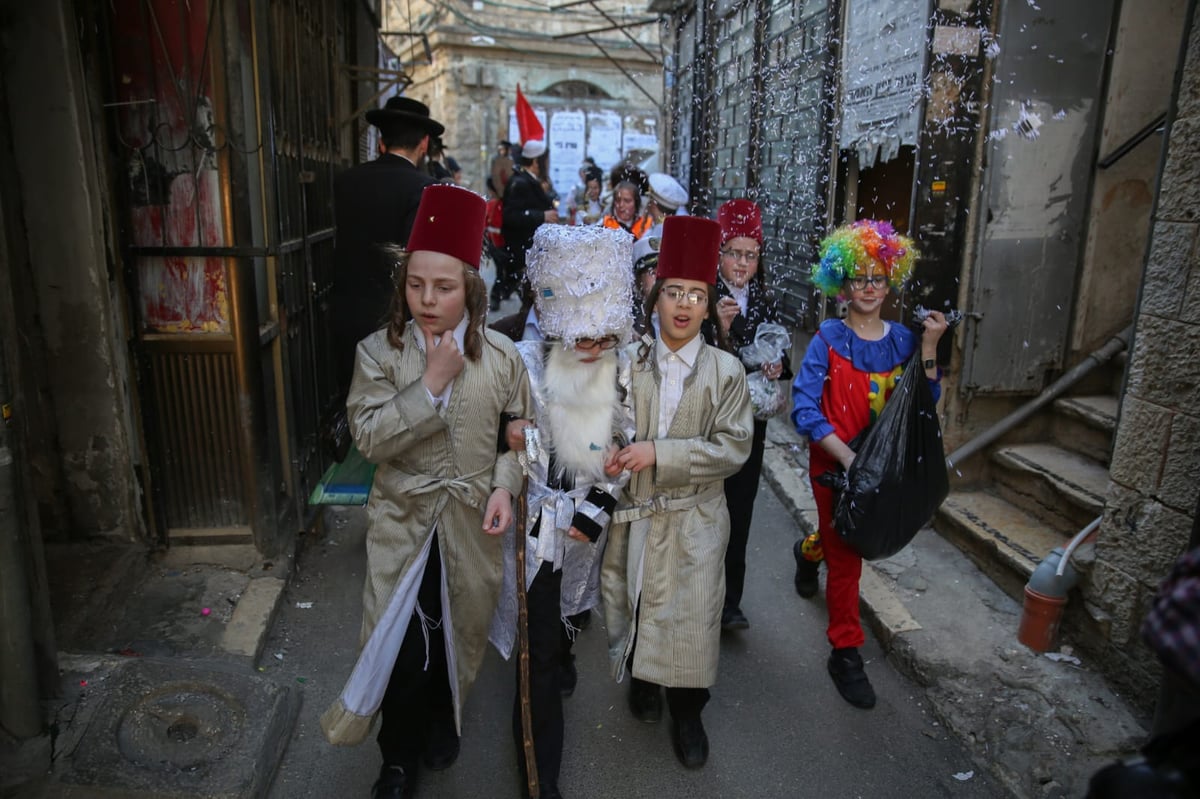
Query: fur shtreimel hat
[[526, 225, 634, 343], [365, 96, 445, 137], [407, 185, 487, 269], [656, 216, 720, 286]]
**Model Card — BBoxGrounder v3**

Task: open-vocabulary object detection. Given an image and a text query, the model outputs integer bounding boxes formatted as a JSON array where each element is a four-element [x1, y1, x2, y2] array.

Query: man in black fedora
[[328, 96, 444, 452]]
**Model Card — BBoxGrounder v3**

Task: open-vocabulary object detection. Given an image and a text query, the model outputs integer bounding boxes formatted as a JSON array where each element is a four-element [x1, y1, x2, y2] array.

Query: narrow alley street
[[260, 483, 1006, 798]]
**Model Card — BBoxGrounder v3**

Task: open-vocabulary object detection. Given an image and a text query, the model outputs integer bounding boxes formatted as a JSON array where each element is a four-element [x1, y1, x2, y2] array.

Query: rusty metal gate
[[103, 0, 361, 551]]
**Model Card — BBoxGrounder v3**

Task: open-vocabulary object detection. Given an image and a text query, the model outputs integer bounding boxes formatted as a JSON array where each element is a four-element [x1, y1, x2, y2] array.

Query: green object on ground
[[308, 446, 375, 506]]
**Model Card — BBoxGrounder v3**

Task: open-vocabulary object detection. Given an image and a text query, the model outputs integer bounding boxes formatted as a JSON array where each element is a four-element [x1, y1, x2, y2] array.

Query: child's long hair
[[382, 245, 489, 359], [636, 278, 731, 365]]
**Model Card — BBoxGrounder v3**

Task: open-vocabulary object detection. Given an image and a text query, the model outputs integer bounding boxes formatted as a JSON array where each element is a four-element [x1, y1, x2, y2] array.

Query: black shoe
[[793, 540, 820, 598], [372, 764, 413, 799], [422, 714, 459, 771], [721, 606, 749, 631], [560, 653, 578, 698], [628, 682, 662, 723], [827, 647, 876, 709], [671, 716, 709, 769]]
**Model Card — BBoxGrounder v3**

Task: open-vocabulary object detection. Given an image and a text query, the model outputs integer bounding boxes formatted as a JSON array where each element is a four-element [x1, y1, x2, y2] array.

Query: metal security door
[[962, 0, 1116, 394]]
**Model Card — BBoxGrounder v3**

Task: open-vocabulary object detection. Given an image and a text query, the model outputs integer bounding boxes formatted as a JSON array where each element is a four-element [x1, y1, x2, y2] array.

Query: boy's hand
[[603, 447, 623, 477], [506, 418, 534, 453], [567, 526, 591, 542], [422, 327, 465, 397], [482, 488, 513, 534], [614, 441, 655, 473], [717, 297, 739, 334]]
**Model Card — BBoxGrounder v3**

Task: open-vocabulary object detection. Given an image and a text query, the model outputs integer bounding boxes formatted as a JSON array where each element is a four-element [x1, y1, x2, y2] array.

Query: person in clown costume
[[790, 220, 948, 710]]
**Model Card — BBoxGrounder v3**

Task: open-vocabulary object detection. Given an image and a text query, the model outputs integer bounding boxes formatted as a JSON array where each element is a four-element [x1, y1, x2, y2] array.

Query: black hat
[[365, 96, 445, 137]]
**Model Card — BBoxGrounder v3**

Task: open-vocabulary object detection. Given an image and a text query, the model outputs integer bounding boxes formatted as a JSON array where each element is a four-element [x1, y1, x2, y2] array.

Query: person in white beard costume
[[489, 225, 636, 799]]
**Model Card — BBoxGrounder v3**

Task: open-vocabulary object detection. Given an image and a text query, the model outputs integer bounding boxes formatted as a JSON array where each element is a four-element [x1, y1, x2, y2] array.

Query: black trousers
[[627, 632, 710, 721], [512, 561, 565, 792], [377, 537, 454, 771], [723, 417, 768, 611]]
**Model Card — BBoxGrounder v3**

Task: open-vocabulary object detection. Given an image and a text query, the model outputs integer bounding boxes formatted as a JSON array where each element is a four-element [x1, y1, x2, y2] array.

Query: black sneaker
[[721, 606, 749, 631], [372, 764, 413, 799], [827, 647, 876, 709], [671, 716, 709, 769], [793, 540, 820, 598]]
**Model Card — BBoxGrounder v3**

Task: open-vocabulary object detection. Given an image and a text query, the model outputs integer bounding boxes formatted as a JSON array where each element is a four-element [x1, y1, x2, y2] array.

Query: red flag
[[515, 84, 544, 143]]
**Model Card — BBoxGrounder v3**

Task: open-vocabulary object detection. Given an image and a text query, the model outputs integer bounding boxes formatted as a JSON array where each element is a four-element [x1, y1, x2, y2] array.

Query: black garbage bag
[[827, 352, 949, 560]]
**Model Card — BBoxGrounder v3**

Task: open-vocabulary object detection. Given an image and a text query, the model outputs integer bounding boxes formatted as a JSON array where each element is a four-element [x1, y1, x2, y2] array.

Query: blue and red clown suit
[[791, 319, 941, 649]]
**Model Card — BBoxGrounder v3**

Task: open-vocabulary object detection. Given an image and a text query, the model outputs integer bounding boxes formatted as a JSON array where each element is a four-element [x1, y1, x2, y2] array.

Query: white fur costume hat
[[526, 225, 634, 343]]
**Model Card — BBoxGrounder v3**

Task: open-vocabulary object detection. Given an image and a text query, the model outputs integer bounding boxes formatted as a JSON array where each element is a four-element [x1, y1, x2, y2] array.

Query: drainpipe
[[0, 342, 41, 738], [945, 325, 1132, 470]]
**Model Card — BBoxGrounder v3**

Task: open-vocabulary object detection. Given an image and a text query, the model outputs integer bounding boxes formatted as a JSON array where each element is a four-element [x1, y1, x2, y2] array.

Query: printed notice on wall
[[839, 0, 930, 166], [586, 110, 624, 173], [549, 109, 587, 198]]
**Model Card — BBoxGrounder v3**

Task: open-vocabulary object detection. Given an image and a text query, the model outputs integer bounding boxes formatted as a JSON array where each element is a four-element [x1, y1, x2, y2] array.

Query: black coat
[[500, 168, 553, 273], [331, 153, 434, 392]]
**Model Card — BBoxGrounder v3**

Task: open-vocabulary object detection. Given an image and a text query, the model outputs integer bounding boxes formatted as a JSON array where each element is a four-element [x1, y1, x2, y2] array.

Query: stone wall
[[1082, 9, 1200, 713]]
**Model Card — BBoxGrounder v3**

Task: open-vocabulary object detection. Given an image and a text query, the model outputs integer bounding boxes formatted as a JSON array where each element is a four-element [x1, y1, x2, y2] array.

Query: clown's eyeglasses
[[848, 275, 888, 291]]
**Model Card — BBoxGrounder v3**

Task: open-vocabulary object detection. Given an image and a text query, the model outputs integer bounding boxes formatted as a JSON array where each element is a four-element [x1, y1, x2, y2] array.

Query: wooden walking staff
[[516, 426, 541, 799]]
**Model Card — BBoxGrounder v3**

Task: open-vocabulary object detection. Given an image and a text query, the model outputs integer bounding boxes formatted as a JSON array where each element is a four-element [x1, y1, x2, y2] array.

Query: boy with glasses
[[602, 215, 753, 769]]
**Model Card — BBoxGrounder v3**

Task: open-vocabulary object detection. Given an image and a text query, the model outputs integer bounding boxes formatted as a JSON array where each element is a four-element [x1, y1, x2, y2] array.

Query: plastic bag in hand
[[832, 353, 948, 560], [739, 323, 791, 419], [738, 322, 790, 368]]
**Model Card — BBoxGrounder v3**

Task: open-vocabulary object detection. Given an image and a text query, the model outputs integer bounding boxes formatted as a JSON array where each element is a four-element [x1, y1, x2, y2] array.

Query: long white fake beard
[[542, 345, 618, 484]]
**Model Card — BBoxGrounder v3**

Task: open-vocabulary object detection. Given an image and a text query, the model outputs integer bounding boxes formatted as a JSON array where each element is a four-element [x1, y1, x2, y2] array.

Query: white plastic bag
[[738, 323, 791, 420]]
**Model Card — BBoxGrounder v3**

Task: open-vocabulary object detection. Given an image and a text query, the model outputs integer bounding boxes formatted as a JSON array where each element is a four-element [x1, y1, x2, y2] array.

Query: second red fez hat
[[407, 184, 487, 269], [717, 199, 763, 245], [656, 215, 721, 286]]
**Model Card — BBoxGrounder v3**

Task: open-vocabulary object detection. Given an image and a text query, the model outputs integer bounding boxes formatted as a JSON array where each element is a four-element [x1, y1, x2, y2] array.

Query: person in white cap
[[492, 225, 637, 799], [495, 138, 558, 310], [635, 173, 688, 239]]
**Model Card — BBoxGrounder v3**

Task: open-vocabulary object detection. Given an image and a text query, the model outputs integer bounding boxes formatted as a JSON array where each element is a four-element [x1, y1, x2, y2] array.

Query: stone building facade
[[382, 0, 662, 199], [1087, 11, 1200, 706]]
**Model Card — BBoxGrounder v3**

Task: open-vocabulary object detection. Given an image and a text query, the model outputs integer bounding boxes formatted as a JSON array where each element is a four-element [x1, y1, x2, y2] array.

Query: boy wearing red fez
[[322, 184, 533, 799], [601, 215, 753, 769], [713, 199, 792, 632]]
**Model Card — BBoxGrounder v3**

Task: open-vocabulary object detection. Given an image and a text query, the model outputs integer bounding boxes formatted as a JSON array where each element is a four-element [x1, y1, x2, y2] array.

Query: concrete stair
[[934, 394, 1117, 603]]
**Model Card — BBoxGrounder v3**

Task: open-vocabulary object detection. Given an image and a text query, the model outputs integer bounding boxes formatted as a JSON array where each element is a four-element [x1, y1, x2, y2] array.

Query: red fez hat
[[407, 184, 487, 269], [717, 199, 763, 245], [656, 216, 721, 286]]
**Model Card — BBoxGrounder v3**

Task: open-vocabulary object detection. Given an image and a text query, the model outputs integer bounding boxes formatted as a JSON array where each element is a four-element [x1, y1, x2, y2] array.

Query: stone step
[[1052, 395, 1118, 465], [991, 443, 1109, 531], [933, 489, 1065, 602]]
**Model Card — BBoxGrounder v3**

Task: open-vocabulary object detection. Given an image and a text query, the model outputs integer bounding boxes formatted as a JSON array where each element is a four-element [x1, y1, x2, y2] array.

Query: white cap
[[526, 225, 634, 343], [521, 139, 547, 159], [647, 173, 688, 211], [632, 226, 662, 270]]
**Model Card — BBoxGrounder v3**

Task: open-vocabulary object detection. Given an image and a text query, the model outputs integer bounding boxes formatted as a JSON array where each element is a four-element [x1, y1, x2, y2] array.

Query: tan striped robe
[[322, 323, 531, 745], [601, 341, 753, 688]]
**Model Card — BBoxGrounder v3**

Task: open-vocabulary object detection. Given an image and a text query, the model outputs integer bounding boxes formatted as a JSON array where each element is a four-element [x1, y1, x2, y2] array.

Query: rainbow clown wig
[[810, 220, 917, 296]]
